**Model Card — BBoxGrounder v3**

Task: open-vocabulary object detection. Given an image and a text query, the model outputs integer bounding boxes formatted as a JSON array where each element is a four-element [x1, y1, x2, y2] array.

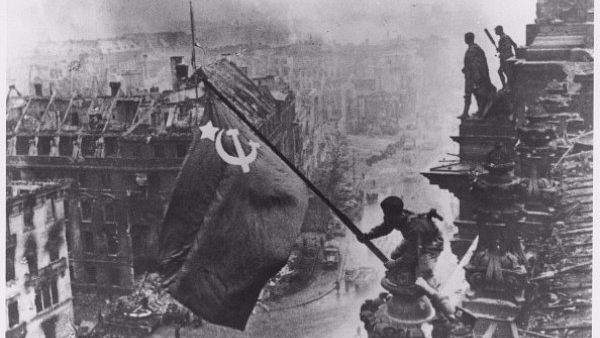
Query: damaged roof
[[199, 59, 278, 126], [6, 60, 288, 140]]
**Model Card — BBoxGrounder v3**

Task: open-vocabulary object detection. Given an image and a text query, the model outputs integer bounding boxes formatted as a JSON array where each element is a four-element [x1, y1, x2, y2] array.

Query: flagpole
[[190, 1, 199, 101], [201, 75, 390, 264]]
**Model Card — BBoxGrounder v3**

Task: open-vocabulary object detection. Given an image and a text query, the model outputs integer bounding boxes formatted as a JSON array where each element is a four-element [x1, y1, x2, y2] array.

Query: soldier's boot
[[415, 277, 456, 322], [460, 95, 471, 118], [498, 68, 506, 89]]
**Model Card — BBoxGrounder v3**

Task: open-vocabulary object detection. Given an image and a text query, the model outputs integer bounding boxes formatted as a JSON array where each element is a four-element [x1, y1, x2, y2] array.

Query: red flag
[[159, 60, 308, 330]]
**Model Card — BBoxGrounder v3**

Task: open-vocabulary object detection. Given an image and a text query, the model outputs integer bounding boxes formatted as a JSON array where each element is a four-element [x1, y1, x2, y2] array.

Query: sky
[[7, 0, 536, 53]]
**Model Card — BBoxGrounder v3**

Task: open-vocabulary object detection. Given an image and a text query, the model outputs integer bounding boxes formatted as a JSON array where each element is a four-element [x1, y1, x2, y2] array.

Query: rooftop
[[6, 60, 292, 139]]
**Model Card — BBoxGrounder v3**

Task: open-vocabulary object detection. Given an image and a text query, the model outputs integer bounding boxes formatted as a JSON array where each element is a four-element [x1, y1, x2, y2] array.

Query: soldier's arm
[[510, 36, 518, 51], [365, 221, 394, 240]]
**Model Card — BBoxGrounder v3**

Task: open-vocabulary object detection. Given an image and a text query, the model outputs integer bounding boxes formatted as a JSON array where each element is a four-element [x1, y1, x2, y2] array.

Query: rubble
[[105, 273, 193, 320]]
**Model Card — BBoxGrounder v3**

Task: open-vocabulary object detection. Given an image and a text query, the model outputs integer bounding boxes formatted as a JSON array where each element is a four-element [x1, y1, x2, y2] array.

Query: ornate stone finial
[[517, 104, 557, 151], [483, 142, 516, 179], [536, 0, 592, 24], [359, 267, 436, 338], [485, 142, 514, 167], [517, 103, 560, 179]]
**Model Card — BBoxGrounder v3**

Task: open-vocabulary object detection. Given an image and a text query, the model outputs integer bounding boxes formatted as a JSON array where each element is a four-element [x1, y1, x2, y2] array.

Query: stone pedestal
[[370, 282, 436, 338], [361, 267, 437, 338]]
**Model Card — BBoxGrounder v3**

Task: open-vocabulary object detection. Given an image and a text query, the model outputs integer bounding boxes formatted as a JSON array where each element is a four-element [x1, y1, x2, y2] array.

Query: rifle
[[484, 28, 498, 50]]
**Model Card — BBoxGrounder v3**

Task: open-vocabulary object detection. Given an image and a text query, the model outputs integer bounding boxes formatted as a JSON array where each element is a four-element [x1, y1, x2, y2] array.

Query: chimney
[[34, 83, 43, 96], [142, 54, 149, 79], [170, 56, 184, 91], [109, 82, 121, 96]]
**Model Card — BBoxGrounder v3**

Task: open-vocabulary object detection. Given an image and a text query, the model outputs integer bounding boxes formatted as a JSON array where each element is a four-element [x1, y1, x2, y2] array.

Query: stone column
[[462, 144, 527, 338]]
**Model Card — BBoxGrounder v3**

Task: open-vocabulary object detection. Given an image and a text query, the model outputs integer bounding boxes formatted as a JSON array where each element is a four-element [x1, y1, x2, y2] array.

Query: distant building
[[6, 180, 75, 338]]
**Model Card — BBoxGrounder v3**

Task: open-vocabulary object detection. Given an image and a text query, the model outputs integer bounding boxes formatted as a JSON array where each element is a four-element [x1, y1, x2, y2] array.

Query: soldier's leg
[[416, 250, 442, 289], [474, 90, 485, 116], [481, 83, 497, 119], [505, 60, 515, 89], [498, 64, 506, 88], [461, 80, 473, 118], [462, 94, 472, 118]]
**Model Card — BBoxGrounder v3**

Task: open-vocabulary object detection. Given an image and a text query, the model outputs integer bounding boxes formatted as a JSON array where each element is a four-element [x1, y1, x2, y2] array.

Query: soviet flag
[[159, 60, 308, 330]]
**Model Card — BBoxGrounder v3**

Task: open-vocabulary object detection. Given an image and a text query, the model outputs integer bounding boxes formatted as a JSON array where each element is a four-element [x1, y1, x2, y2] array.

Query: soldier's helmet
[[380, 196, 404, 216]]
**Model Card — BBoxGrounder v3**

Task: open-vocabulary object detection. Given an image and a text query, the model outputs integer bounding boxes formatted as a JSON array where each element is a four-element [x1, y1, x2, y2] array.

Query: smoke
[[8, 0, 535, 50], [285, 0, 535, 47], [6, 0, 290, 56], [8, 0, 536, 92]]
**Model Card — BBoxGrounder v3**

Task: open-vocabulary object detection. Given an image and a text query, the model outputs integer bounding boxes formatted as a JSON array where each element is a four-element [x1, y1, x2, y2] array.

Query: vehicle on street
[[344, 267, 378, 292], [322, 243, 341, 269]]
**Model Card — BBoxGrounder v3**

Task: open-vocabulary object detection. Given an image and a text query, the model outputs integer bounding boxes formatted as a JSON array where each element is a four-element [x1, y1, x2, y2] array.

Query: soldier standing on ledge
[[461, 32, 496, 118], [495, 25, 518, 89]]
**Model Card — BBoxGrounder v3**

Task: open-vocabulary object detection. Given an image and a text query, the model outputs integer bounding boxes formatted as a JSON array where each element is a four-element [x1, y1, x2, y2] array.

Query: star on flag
[[199, 121, 219, 141]]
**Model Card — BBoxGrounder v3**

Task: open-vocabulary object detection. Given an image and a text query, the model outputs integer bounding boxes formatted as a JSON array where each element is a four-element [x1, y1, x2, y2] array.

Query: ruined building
[[6, 180, 75, 338], [6, 58, 302, 295]]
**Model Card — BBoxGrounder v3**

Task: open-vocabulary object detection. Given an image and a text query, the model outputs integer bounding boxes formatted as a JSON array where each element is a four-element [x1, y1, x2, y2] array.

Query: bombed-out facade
[[6, 180, 75, 338]]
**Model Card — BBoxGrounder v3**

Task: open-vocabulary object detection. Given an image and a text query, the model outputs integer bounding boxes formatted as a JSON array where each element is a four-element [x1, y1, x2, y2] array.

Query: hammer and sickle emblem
[[215, 129, 260, 173]]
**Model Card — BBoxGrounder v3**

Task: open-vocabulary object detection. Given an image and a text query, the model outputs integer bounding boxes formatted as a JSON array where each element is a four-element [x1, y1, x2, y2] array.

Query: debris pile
[[105, 273, 201, 327], [524, 149, 592, 338]]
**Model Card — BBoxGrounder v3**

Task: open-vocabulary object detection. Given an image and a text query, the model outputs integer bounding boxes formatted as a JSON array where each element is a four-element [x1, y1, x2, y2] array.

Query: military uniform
[[463, 43, 496, 116], [497, 33, 517, 88], [463, 43, 492, 95], [364, 208, 444, 285], [498, 34, 516, 60]]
